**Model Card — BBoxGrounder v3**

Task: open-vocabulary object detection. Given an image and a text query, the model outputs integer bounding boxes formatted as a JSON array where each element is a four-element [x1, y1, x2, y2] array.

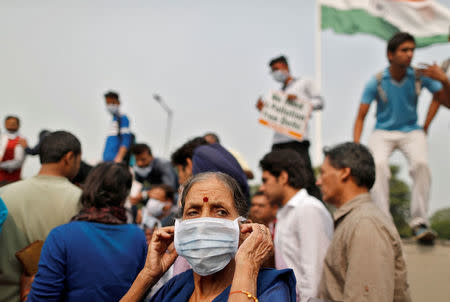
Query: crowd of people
[[0, 31, 449, 302]]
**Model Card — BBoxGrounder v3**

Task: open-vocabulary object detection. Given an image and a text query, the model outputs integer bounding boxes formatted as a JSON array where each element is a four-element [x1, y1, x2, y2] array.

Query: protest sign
[[258, 90, 312, 141]]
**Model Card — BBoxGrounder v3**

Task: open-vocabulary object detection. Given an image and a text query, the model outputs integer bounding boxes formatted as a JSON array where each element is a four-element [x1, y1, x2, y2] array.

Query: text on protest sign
[[258, 90, 312, 141]]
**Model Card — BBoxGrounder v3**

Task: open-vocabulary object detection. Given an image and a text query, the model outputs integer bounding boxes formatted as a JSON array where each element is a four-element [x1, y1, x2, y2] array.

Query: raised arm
[[120, 226, 178, 302], [353, 103, 370, 143], [229, 223, 273, 302]]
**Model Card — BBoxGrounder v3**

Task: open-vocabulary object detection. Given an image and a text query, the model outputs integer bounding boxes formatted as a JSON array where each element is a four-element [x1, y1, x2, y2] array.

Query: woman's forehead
[[185, 178, 233, 204]]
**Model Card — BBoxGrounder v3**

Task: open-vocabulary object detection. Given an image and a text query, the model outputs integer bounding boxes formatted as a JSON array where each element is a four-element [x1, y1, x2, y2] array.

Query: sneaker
[[412, 225, 437, 244]]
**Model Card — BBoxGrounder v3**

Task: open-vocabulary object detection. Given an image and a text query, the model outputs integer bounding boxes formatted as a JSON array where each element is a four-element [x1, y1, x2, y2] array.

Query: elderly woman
[[121, 172, 296, 302], [28, 162, 147, 301]]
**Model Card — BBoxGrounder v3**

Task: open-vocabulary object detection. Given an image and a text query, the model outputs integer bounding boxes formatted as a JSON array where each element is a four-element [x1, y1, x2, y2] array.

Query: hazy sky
[[1, 0, 449, 214]]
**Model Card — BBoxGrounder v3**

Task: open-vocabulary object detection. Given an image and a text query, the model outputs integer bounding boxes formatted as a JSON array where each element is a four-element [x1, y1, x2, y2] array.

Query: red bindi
[[203, 197, 209, 202]]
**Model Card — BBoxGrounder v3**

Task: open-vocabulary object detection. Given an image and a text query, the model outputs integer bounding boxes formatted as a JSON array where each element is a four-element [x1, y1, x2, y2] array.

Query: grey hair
[[180, 172, 248, 217], [323, 142, 376, 190]]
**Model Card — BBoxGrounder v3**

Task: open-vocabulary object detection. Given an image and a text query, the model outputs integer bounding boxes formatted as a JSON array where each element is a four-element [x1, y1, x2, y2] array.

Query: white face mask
[[141, 211, 161, 229], [134, 165, 152, 177], [271, 70, 289, 83], [174, 216, 243, 276], [5, 130, 18, 139], [145, 198, 166, 217], [106, 104, 120, 115]]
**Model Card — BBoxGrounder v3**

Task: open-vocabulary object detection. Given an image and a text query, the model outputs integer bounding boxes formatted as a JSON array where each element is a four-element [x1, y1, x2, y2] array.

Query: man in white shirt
[[259, 149, 333, 301], [256, 55, 323, 199]]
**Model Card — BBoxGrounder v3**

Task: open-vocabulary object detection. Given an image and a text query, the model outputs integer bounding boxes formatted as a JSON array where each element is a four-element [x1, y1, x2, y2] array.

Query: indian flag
[[321, 0, 450, 47]]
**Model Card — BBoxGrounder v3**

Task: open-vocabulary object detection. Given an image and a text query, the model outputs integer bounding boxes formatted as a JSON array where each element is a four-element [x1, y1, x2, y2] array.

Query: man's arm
[[354, 76, 377, 143], [344, 218, 396, 302], [353, 103, 370, 143], [435, 81, 450, 108], [296, 204, 334, 300], [114, 146, 128, 163], [423, 99, 440, 134], [304, 78, 324, 110], [115, 116, 132, 163], [0, 145, 25, 172]]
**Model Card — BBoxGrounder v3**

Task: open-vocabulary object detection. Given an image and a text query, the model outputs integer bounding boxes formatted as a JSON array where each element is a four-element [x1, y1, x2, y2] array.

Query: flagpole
[[314, 0, 324, 166]]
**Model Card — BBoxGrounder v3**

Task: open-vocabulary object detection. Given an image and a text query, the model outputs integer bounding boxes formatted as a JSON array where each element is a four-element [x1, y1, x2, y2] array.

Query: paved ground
[[403, 240, 450, 302]]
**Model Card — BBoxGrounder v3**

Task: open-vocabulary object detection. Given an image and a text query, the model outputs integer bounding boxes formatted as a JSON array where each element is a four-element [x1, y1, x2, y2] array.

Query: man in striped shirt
[[103, 91, 132, 163]]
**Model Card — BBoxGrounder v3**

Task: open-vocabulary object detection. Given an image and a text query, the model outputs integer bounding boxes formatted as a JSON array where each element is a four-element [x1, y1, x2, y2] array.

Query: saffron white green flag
[[321, 0, 450, 47]]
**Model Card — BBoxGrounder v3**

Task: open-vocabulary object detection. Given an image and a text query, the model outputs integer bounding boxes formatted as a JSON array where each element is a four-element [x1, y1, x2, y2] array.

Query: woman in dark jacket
[[28, 162, 147, 301]]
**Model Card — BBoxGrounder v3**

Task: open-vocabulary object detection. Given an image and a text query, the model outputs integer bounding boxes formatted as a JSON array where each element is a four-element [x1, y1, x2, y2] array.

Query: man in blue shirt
[[353, 32, 449, 243], [103, 91, 132, 163]]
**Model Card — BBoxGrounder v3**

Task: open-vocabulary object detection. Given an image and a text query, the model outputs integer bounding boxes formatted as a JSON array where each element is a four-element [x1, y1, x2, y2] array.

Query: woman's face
[[182, 177, 239, 221]]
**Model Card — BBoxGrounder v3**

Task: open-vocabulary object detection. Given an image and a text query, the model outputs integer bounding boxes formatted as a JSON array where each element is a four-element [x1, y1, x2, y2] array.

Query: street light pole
[[153, 94, 173, 157]]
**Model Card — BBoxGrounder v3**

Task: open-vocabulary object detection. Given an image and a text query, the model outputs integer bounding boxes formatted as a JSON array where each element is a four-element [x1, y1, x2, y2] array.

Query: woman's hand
[[235, 223, 273, 271], [120, 227, 177, 302], [229, 223, 273, 301], [143, 226, 178, 280]]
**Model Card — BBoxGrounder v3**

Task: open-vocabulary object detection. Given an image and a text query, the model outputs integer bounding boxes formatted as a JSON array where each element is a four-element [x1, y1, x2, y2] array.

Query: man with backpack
[[103, 91, 133, 164], [353, 32, 449, 244]]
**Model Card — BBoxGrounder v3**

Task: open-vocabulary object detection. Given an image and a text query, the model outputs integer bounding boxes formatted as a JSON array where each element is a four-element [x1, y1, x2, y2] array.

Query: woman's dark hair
[[323, 142, 376, 190], [39, 131, 81, 164], [387, 32, 415, 53], [80, 162, 132, 208], [180, 172, 248, 217]]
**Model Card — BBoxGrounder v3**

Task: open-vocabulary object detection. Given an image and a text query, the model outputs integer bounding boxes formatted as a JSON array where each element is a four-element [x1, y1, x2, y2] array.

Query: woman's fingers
[[152, 226, 174, 242], [235, 223, 273, 269], [150, 226, 176, 255], [240, 223, 272, 250], [242, 223, 270, 238], [240, 223, 254, 234]]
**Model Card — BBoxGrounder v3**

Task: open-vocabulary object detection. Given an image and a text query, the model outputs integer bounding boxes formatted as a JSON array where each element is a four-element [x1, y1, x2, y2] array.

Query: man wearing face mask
[[131, 144, 177, 198], [0, 116, 26, 186], [103, 91, 132, 163], [256, 55, 323, 200]]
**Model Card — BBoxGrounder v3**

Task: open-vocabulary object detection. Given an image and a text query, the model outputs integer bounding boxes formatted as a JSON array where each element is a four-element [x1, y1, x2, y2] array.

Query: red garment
[[0, 136, 22, 183]]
